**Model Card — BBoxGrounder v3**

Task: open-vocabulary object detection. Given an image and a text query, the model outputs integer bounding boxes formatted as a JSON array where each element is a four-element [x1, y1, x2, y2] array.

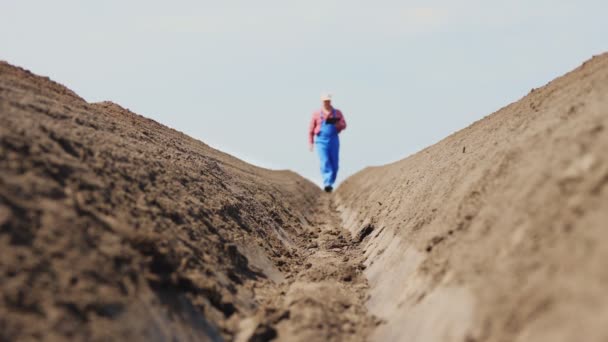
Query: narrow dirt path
[[235, 195, 379, 342]]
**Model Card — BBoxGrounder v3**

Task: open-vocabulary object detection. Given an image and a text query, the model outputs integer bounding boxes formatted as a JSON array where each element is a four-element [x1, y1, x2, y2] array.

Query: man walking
[[308, 93, 347, 192]]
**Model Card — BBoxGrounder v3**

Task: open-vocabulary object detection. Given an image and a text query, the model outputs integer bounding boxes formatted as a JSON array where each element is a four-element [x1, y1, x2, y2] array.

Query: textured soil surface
[[336, 53, 608, 342], [2, 52, 608, 342], [0, 62, 375, 341]]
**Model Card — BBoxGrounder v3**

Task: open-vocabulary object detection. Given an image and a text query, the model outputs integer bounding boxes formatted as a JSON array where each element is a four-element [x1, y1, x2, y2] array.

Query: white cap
[[320, 93, 332, 101]]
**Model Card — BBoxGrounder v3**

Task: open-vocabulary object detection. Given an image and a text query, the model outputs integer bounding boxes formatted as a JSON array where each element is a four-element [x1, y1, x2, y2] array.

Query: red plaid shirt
[[308, 108, 347, 144]]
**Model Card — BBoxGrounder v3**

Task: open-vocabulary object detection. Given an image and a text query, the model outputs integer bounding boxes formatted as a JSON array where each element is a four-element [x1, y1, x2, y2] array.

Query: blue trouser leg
[[316, 136, 339, 187], [328, 137, 339, 185], [316, 138, 332, 187]]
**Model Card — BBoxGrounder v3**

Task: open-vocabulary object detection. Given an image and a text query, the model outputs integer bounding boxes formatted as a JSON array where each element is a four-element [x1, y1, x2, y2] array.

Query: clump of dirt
[[336, 53, 608, 342], [0, 62, 377, 341]]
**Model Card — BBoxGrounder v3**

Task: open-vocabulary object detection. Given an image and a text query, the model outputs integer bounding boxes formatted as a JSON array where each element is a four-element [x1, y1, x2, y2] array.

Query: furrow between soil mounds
[[234, 195, 379, 342], [5, 52, 607, 342]]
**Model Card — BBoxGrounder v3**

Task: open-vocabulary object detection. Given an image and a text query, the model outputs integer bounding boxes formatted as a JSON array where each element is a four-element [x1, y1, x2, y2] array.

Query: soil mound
[[1, 61, 378, 341], [336, 53, 608, 342]]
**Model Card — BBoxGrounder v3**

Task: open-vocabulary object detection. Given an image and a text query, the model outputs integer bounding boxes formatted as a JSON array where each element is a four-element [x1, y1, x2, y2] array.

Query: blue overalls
[[315, 109, 340, 188]]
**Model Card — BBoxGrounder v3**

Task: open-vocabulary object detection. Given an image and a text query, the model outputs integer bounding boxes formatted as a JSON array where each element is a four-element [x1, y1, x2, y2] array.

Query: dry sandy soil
[[337, 53, 608, 342], [0, 62, 376, 342], [1, 52, 607, 342]]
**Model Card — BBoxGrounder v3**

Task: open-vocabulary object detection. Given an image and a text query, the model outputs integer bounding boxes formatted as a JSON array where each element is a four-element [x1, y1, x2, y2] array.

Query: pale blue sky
[[1, 1, 606, 186]]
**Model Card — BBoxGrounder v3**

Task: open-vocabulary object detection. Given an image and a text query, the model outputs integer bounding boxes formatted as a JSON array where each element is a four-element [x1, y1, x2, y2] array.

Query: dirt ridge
[[1, 61, 373, 341], [336, 53, 608, 342]]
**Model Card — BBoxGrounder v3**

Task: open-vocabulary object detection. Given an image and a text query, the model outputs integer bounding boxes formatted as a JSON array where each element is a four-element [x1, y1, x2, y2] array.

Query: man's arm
[[308, 113, 317, 147], [336, 110, 347, 132]]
